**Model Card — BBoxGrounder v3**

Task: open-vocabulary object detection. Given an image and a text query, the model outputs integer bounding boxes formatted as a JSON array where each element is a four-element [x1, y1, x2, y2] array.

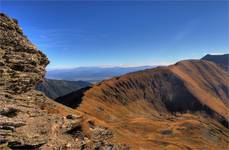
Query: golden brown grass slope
[[57, 59, 229, 150]]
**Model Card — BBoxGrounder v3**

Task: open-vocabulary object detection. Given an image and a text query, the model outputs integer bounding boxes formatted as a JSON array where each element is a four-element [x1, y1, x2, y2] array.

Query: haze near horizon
[[1, 0, 228, 69]]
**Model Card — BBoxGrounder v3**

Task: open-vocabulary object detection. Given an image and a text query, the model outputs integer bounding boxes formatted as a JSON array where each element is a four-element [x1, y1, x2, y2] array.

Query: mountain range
[[56, 59, 229, 149], [46, 53, 229, 84], [46, 66, 154, 83], [1, 13, 229, 150], [42, 53, 228, 101]]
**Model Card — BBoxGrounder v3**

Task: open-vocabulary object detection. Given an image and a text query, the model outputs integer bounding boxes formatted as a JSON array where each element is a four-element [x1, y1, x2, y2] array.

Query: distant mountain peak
[[201, 53, 229, 71]]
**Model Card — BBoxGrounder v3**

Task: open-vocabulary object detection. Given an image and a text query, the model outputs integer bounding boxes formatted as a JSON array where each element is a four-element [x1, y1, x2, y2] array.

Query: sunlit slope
[[74, 60, 228, 124], [170, 60, 229, 119], [57, 59, 229, 149]]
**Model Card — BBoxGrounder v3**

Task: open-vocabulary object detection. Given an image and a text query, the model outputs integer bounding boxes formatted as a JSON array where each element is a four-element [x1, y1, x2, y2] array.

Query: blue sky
[[1, 1, 228, 69]]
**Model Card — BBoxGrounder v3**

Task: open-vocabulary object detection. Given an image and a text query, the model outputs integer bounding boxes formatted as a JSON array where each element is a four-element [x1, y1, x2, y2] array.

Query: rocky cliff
[[0, 13, 129, 150], [0, 13, 49, 94]]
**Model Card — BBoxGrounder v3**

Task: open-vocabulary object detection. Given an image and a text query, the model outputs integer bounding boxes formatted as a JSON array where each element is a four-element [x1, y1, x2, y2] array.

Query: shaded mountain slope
[[57, 59, 229, 149], [56, 86, 92, 108], [201, 54, 229, 71], [36, 78, 91, 99]]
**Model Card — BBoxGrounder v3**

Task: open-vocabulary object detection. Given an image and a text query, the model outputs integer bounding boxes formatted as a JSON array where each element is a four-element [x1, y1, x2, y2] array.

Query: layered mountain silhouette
[[36, 78, 91, 99], [201, 54, 229, 71], [46, 66, 153, 83]]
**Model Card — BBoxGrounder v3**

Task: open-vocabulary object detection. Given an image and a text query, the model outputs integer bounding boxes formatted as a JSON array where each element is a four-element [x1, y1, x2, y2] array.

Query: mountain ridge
[[56, 59, 229, 149], [57, 59, 229, 125], [201, 54, 229, 71]]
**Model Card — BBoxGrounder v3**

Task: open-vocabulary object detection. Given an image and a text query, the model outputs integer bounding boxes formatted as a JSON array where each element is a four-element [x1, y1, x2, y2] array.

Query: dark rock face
[[0, 13, 129, 149], [0, 13, 49, 94]]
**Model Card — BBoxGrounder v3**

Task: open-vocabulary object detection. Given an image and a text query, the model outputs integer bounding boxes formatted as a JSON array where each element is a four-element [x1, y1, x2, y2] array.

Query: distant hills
[[201, 54, 228, 71], [46, 66, 154, 83], [46, 54, 229, 83], [45, 53, 229, 101], [41, 54, 229, 100], [39, 66, 154, 99], [36, 78, 91, 99]]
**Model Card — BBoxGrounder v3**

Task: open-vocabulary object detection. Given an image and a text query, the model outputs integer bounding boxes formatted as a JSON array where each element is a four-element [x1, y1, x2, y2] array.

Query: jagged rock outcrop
[[0, 13, 129, 150], [0, 13, 49, 94]]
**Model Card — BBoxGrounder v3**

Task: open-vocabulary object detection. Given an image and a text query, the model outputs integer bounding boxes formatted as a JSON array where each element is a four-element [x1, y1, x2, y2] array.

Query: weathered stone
[[0, 13, 49, 94], [91, 127, 113, 142]]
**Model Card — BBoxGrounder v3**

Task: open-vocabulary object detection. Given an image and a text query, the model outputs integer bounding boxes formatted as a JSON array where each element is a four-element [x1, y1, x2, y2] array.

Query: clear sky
[[1, 0, 228, 69]]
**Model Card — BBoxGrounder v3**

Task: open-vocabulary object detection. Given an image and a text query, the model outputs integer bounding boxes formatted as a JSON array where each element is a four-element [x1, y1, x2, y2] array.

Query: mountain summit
[[201, 54, 229, 71]]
